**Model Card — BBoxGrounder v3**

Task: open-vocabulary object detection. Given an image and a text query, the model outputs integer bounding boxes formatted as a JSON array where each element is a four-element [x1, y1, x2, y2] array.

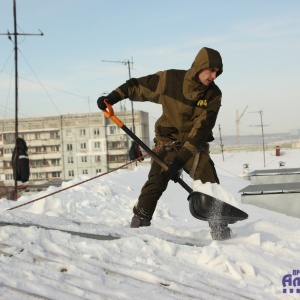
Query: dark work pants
[[134, 148, 219, 220]]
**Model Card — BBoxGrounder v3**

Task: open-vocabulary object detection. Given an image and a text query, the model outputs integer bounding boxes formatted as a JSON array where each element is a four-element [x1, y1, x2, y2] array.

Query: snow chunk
[[192, 180, 242, 210]]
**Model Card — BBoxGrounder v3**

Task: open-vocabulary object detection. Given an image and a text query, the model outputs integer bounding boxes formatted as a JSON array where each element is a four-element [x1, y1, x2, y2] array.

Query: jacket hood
[[183, 47, 223, 100]]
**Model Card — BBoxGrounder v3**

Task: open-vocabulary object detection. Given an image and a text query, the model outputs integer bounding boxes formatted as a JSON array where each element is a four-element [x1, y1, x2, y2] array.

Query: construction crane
[[236, 105, 248, 146]]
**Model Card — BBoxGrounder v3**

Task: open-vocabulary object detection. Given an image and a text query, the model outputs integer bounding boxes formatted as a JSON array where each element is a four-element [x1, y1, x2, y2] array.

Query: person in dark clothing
[[12, 137, 30, 183], [97, 47, 231, 240]]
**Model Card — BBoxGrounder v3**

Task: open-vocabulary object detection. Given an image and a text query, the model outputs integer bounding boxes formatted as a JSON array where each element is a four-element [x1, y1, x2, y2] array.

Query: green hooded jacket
[[113, 47, 223, 162]]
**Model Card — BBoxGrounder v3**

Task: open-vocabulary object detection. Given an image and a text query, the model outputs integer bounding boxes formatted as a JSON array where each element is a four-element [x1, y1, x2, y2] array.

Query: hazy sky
[[1, 0, 300, 139]]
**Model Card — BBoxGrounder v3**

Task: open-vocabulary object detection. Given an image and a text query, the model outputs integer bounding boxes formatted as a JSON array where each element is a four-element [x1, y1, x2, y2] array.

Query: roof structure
[[239, 182, 300, 194], [249, 168, 300, 176]]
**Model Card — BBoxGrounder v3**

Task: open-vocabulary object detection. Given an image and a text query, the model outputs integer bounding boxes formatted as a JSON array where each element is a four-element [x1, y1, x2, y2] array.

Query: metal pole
[[260, 111, 266, 167], [218, 124, 224, 161], [249, 110, 268, 168], [60, 115, 66, 180], [127, 60, 135, 134], [13, 0, 19, 199]]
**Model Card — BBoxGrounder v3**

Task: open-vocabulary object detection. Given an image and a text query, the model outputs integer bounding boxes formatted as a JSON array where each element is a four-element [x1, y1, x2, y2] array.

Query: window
[[3, 133, 15, 142], [35, 133, 41, 140], [107, 141, 127, 150], [51, 146, 59, 152], [109, 126, 117, 134], [51, 159, 59, 165], [96, 169, 101, 174], [4, 161, 12, 168], [68, 157, 74, 164], [51, 172, 60, 178], [50, 132, 59, 139], [79, 129, 86, 136], [94, 142, 100, 149], [113, 141, 125, 148], [107, 154, 126, 163], [35, 146, 43, 153], [33, 172, 44, 179], [81, 156, 87, 163], [4, 148, 13, 154], [68, 170, 74, 177], [95, 155, 101, 163], [94, 128, 100, 135], [82, 169, 88, 174], [32, 160, 43, 167], [108, 126, 120, 135], [67, 144, 73, 151], [5, 174, 13, 180], [81, 143, 86, 150]]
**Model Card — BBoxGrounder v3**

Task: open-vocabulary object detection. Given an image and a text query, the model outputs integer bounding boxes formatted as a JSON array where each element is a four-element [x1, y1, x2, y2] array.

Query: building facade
[[0, 110, 150, 186]]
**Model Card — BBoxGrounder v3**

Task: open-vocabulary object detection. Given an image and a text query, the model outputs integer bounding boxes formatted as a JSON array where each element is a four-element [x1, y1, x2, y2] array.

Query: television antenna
[[250, 109, 269, 167], [236, 105, 248, 146], [102, 58, 135, 133]]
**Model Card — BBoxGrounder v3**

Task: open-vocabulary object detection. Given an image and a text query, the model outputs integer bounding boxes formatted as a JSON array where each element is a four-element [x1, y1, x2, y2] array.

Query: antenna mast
[[218, 124, 225, 161], [102, 58, 135, 133], [250, 109, 269, 167]]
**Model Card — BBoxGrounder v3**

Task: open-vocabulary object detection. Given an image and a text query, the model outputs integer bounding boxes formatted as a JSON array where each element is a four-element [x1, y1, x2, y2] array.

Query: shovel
[[102, 101, 248, 223]]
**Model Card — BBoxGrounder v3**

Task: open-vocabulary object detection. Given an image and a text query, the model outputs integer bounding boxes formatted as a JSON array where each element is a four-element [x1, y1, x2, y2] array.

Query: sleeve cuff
[[108, 90, 122, 105]]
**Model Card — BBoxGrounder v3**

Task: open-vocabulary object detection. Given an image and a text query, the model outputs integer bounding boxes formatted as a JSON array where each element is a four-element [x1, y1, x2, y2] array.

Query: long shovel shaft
[[102, 102, 193, 194], [122, 124, 193, 194], [121, 125, 166, 171]]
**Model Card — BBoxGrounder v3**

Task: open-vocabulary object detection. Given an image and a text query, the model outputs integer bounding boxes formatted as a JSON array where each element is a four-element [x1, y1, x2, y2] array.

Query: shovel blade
[[188, 191, 248, 223]]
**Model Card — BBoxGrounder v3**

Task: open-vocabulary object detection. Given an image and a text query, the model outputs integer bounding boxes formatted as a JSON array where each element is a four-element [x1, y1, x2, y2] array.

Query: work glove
[[166, 147, 193, 182], [97, 91, 122, 110], [167, 157, 185, 182]]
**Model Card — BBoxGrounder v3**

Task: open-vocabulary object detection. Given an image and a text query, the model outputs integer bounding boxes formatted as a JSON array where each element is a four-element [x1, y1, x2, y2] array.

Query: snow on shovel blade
[[188, 191, 248, 223]]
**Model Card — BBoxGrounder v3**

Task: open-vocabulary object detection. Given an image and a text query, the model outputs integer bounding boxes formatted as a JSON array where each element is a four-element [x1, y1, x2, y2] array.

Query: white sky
[[1, 0, 300, 137]]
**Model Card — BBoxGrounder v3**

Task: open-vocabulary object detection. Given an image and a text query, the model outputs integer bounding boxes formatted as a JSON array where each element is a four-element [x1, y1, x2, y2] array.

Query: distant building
[[0, 110, 150, 186], [289, 128, 300, 136]]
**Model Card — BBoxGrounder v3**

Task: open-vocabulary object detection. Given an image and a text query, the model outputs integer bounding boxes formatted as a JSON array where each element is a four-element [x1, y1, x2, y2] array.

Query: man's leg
[[186, 151, 231, 240], [131, 151, 176, 228], [208, 221, 231, 240]]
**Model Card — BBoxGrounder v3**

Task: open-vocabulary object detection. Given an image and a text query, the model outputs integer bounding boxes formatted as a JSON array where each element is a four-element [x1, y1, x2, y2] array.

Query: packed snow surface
[[0, 149, 300, 299]]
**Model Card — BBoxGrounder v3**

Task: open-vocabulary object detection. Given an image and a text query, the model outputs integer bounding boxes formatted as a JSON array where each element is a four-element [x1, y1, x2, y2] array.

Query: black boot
[[209, 221, 231, 241], [130, 215, 151, 228]]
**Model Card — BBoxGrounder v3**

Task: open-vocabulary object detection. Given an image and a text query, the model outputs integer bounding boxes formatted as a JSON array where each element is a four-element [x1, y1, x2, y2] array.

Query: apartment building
[[0, 110, 150, 186]]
